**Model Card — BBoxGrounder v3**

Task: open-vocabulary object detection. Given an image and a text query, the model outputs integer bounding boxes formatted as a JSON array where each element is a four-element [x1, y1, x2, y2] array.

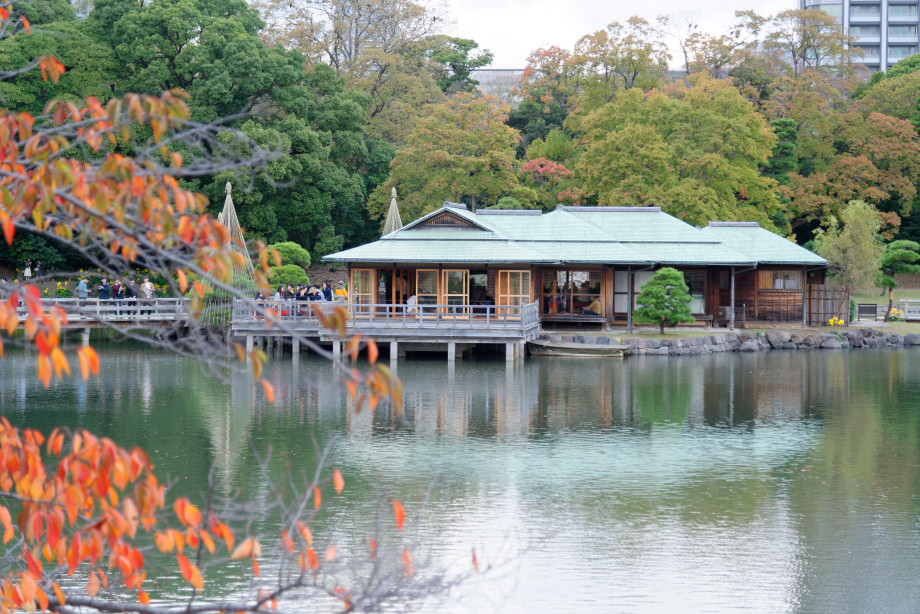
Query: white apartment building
[[802, 0, 919, 70]]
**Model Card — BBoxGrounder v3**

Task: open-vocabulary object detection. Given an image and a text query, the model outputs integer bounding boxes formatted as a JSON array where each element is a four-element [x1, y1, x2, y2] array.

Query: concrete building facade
[[802, 0, 920, 70]]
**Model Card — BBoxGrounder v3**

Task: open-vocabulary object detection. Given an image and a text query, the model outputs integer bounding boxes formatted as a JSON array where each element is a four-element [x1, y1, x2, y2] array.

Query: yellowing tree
[[368, 92, 520, 222]]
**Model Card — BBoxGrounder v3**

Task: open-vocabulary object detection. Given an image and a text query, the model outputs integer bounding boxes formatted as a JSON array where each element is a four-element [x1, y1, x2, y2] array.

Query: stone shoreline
[[539, 328, 920, 357]]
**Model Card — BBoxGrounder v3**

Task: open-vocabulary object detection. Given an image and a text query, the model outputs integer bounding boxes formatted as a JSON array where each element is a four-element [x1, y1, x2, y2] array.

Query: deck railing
[[231, 300, 540, 337], [16, 298, 189, 323]]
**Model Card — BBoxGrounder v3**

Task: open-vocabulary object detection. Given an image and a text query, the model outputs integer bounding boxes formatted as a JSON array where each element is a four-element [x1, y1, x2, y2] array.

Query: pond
[[3, 345, 920, 613]]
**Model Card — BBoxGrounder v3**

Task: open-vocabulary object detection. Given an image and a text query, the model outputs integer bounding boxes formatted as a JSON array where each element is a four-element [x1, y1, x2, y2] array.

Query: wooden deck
[[230, 300, 541, 344], [18, 298, 189, 327]]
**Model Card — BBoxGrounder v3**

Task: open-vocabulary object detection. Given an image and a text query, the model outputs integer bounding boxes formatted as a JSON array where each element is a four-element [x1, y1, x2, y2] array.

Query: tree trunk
[[885, 287, 894, 322], [659, 318, 665, 335]]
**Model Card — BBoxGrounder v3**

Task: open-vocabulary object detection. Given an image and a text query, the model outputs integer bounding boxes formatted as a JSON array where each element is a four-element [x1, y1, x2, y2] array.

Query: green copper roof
[[324, 205, 825, 268], [700, 222, 827, 265]]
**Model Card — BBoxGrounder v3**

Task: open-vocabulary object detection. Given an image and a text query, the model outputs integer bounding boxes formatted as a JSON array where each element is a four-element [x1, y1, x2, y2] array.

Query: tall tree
[[569, 74, 782, 228], [574, 16, 670, 111], [814, 200, 884, 291], [427, 36, 493, 94], [877, 240, 920, 320], [368, 92, 520, 222], [253, 0, 446, 142], [764, 9, 859, 78]]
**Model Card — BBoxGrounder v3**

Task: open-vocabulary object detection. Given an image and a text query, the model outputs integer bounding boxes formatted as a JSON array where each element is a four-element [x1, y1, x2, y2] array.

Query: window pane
[[417, 270, 437, 295]]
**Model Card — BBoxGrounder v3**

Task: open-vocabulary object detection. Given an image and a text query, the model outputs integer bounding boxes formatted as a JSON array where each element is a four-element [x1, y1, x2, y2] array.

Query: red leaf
[[393, 499, 406, 531]]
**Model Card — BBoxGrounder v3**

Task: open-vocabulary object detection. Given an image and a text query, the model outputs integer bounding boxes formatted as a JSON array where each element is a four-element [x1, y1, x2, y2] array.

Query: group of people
[[261, 281, 346, 302], [76, 276, 156, 310], [23, 259, 42, 281]]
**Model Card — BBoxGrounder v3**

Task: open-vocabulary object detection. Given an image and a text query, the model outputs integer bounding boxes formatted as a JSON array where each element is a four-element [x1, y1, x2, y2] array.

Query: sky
[[442, 0, 795, 68]]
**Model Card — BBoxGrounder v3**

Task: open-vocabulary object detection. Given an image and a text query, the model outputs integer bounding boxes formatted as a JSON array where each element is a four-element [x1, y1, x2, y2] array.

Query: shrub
[[633, 267, 695, 334], [268, 264, 309, 286], [267, 241, 311, 269]]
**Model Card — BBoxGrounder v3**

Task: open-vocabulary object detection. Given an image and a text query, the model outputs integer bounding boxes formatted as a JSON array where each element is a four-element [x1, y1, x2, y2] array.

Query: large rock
[[739, 339, 760, 352], [905, 333, 920, 346], [821, 337, 843, 349], [766, 330, 792, 347]]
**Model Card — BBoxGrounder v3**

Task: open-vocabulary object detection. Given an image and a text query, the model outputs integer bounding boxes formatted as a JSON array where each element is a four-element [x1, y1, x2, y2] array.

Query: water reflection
[[3, 345, 920, 612]]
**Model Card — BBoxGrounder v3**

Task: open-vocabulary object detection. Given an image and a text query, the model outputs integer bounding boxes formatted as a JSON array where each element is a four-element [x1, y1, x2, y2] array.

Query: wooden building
[[324, 204, 829, 330]]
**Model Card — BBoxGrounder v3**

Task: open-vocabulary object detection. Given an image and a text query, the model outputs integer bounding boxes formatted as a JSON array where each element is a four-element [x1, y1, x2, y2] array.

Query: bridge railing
[[17, 298, 189, 322], [232, 300, 540, 336]]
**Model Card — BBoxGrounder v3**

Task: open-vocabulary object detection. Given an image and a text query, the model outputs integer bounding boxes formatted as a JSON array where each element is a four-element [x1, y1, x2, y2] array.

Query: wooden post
[[627, 266, 633, 333], [730, 266, 736, 330], [801, 265, 808, 327]]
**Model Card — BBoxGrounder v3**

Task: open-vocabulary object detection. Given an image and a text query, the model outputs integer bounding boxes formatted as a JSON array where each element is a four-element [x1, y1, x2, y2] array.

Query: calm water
[[4, 344, 920, 613]]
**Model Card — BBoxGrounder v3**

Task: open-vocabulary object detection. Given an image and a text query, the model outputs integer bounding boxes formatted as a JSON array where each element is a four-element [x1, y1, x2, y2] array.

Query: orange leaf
[[332, 468, 344, 495], [176, 269, 188, 293], [472, 548, 479, 573], [394, 499, 406, 531], [260, 379, 275, 403], [52, 583, 65, 607], [367, 340, 378, 365], [2, 216, 13, 245], [138, 590, 149, 605], [37, 354, 51, 388], [86, 570, 100, 597], [230, 537, 261, 560], [0, 505, 13, 543], [313, 485, 321, 510], [324, 545, 337, 562], [402, 547, 413, 577], [176, 553, 192, 582]]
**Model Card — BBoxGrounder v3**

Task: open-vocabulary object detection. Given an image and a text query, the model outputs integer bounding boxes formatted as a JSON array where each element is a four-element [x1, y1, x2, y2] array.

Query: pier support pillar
[[291, 337, 300, 355], [245, 334, 253, 355], [81, 328, 90, 347], [390, 341, 398, 363], [447, 342, 456, 362], [332, 341, 341, 359], [506, 342, 514, 362]]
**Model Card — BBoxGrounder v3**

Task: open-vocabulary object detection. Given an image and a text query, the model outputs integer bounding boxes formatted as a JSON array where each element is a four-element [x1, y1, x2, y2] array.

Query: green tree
[[11, 0, 76, 24], [267, 241, 312, 269], [764, 9, 859, 78], [369, 92, 520, 221], [877, 240, 920, 320], [427, 36, 493, 94], [0, 21, 120, 114], [569, 74, 781, 228], [100, 0, 302, 121], [764, 118, 798, 186], [633, 267, 695, 334], [814, 200, 884, 291], [573, 16, 670, 112], [254, 0, 447, 143]]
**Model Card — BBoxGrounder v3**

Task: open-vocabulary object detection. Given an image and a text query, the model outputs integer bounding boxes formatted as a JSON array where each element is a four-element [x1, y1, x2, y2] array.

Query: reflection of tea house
[[325, 203, 830, 330]]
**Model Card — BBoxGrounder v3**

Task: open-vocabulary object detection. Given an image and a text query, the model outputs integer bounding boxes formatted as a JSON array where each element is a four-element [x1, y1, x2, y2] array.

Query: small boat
[[527, 339, 631, 358]]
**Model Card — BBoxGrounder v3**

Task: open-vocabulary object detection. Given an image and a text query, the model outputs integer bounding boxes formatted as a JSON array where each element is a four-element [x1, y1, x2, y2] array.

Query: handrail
[[15, 297, 189, 322], [232, 300, 540, 333]]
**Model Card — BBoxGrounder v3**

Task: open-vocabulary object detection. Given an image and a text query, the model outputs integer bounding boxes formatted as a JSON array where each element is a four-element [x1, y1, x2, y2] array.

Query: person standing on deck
[[77, 277, 88, 307], [23, 259, 31, 282]]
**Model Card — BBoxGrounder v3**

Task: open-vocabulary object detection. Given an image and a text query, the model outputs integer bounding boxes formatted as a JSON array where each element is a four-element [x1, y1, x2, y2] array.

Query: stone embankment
[[539, 328, 920, 357]]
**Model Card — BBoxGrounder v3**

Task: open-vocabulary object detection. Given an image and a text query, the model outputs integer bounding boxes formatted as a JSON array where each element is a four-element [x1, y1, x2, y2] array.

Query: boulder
[[905, 333, 920, 346], [820, 337, 843, 349], [596, 336, 610, 345], [739, 339, 759, 352], [766, 330, 792, 347]]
